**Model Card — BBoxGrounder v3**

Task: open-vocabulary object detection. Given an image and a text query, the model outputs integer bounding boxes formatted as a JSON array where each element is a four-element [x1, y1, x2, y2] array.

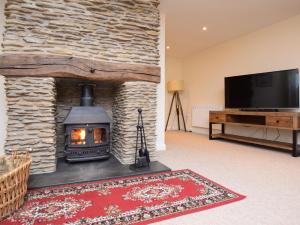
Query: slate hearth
[[28, 156, 170, 189]]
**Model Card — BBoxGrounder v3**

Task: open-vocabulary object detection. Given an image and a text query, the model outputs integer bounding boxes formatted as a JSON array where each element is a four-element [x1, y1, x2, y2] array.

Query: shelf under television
[[222, 121, 296, 130], [212, 133, 296, 151]]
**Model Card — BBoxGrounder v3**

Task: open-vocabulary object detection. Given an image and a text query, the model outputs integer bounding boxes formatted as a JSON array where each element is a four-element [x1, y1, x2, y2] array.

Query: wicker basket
[[0, 151, 32, 219]]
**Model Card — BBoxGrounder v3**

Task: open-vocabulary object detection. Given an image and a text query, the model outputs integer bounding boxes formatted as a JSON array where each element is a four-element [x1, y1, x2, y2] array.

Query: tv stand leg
[[292, 130, 299, 157], [209, 122, 213, 140], [222, 124, 225, 134]]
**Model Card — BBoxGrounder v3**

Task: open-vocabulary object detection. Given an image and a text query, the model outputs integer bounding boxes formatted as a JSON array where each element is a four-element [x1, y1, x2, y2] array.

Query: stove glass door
[[94, 128, 106, 144], [70, 128, 87, 145]]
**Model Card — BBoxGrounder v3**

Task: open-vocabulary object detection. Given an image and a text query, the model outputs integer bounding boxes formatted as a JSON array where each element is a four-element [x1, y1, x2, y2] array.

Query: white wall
[[181, 14, 300, 141], [165, 56, 191, 131], [0, 0, 7, 155], [165, 56, 186, 130], [156, 13, 166, 151]]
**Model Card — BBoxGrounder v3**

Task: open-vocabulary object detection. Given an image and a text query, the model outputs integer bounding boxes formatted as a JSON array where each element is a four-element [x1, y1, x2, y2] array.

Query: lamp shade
[[167, 80, 184, 92]]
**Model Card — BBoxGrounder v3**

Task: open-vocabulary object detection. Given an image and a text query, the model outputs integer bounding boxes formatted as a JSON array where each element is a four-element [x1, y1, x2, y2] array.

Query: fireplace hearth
[[64, 85, 111, 162]]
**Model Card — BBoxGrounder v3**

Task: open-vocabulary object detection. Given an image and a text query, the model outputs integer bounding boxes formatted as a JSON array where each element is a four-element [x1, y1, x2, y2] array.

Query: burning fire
[[71, 128, 87, 145], [80, 129, 86, 140]]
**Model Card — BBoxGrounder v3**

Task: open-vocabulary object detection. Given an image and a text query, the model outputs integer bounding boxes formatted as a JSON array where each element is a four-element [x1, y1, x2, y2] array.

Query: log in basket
[[0, 151, 32, 220]]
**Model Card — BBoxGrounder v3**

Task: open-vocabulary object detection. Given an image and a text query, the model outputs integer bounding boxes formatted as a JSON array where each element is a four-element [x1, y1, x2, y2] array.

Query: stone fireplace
[[0, 0, 161, 174]]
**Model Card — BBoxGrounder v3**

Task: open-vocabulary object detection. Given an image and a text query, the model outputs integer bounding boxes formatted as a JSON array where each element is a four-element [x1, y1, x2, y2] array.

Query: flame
[[80, 129, 86, 140]]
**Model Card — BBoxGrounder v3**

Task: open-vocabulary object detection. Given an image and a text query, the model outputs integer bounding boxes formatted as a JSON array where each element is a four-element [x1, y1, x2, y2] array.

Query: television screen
[[225, 69, 299, 109]]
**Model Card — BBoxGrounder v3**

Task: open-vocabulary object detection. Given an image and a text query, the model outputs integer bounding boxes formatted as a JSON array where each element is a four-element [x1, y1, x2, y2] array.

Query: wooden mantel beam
[[0, 54, 161, 83]]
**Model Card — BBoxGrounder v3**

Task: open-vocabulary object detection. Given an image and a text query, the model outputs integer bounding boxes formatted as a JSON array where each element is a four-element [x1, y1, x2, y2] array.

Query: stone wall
[[3, 0, 160, 65], [56, 79, 113, 157], [112, 81, 157, 164], [2, 0, 160, 173], [5, 77, 56, 174]]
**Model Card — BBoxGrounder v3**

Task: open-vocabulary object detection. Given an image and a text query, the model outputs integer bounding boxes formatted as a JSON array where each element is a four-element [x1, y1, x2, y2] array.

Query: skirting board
[[156, 142, 166, 151], [191, 127, 211, 135]]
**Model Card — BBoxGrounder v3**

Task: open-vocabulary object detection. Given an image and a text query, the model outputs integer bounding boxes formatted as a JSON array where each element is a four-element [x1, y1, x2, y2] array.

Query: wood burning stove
[[63, 85, 111, 162]]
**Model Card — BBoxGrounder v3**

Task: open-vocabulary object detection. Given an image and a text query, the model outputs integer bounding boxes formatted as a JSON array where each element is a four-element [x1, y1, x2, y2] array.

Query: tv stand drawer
[[209, 112, 225, 123], [266, 116, 293, 128]]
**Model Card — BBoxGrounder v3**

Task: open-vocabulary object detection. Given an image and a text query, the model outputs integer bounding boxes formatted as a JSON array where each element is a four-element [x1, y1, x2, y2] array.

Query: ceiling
[[160, 0, 300, 58]]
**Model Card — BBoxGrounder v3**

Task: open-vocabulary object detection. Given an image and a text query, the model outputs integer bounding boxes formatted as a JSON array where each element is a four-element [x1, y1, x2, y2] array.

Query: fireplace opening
[[63, 84, 111, 162]]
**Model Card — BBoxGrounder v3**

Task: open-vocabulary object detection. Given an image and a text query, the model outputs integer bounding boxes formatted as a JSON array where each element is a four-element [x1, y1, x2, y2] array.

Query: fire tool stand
[[131, 108, 150, 170]]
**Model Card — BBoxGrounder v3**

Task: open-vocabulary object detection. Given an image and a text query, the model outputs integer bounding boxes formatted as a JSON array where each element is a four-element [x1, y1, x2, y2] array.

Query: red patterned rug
[[2, 170, 245, 225]]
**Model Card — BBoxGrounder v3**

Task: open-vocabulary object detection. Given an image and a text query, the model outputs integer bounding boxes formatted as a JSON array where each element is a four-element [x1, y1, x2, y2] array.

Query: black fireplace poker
[[133, 108, 150, 169]]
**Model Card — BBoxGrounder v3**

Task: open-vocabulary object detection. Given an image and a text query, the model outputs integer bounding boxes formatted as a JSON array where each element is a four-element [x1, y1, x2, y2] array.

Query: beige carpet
[[153, 131, 300, 225]]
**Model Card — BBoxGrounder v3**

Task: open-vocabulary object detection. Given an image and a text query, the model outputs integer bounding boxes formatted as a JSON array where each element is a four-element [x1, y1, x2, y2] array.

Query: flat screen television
[[225, 69, 299, 110]]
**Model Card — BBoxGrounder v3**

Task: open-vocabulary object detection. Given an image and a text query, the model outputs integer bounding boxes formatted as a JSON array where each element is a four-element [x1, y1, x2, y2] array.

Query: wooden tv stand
[[209, 110, 300, 157]]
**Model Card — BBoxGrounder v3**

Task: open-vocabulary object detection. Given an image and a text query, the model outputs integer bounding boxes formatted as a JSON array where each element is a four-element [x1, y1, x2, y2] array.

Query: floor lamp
[[165, 80, 187, 132]]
